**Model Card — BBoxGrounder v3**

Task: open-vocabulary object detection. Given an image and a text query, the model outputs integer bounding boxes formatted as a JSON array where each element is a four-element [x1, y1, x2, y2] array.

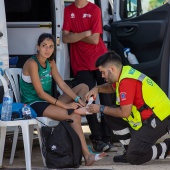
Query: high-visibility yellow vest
[[116, 66, 170, 130]]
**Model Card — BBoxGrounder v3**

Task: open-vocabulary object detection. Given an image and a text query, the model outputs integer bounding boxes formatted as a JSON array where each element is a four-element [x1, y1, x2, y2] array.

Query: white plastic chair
[[5, 68, 22, 103], [0, 119, 41, 169], [0, 73, 42, 170], [5, 68, 59, 167], [0, 74, 8, 94], [5, 68, 92, 167]]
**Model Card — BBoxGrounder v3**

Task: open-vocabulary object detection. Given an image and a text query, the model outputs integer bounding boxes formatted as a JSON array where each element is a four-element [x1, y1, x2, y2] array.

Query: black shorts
[[30, 101, 74, 117]]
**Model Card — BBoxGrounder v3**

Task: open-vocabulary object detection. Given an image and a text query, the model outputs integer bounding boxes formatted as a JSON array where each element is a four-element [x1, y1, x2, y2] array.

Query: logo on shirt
[[128, 68, 136, 75], [146, 78, 153, 86], [71, 13, 75, 18], [120, 92, 126, 101], [51, 145, 57, 151], [82, 14, 91, 18]]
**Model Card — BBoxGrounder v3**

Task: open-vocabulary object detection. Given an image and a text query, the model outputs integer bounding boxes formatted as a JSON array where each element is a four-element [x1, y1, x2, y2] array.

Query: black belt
[[138, 103, 150, 113]]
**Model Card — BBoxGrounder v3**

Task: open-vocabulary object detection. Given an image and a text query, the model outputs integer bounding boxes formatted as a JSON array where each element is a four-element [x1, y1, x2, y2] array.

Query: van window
[[141, 0, 168, 14], [121, 0, 168, 19], [5, 0, 52, 22], [4, 0, 31, 12], [127, 0, 138, 18]]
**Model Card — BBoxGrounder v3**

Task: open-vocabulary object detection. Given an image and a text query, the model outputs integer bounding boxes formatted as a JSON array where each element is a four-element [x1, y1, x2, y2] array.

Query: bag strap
[[61, 120, 81, 165], [35, 117, 48, 127]]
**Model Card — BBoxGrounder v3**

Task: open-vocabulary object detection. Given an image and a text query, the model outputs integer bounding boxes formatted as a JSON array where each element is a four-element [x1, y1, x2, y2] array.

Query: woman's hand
[[64, 102, 81, 110], [78, 98, 86, 107]]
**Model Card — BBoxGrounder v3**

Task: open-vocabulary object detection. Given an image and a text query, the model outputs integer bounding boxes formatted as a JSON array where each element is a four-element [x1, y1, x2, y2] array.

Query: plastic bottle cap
[[124, 48, 130, 52]]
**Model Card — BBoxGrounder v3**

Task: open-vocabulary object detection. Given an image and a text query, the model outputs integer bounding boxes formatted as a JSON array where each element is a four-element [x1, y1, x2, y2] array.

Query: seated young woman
[[19, 33, 107, 166]]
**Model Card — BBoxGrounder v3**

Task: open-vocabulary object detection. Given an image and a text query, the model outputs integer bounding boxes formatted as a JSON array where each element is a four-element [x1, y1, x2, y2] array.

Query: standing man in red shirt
[[62, 0, 117, 152]]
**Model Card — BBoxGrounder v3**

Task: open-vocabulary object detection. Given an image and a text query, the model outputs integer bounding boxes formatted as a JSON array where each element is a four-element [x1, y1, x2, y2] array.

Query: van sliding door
[[111, 3, 170, 95]]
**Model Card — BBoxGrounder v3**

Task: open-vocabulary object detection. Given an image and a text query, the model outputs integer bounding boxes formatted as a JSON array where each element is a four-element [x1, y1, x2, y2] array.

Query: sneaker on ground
[[113, 152, 127, 163], [87, 145, 99, 154], [92, 140, 109, 152], [163, 138, 170, 158], [106, 142, 118, 152]]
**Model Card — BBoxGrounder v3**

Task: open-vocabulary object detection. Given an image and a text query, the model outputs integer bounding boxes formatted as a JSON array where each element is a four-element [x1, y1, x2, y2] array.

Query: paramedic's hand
[[87, 104, 100, 114], [86, 87, 98, 101]]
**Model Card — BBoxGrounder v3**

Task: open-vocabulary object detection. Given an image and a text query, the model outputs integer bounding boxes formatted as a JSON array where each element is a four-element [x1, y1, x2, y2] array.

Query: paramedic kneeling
[[85, 51, 170, 165]]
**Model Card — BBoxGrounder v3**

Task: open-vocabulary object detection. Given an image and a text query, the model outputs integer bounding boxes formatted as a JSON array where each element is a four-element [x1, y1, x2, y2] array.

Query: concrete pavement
[[1, 126, 170, 170]]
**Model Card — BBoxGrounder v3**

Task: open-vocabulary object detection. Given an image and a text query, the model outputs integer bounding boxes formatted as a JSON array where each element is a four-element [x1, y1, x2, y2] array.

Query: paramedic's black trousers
[[105, 114, 170, 165]]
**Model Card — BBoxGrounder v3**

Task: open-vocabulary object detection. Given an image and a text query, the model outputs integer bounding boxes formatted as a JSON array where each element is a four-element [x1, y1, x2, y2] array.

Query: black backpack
[[41, 119, 82, 169]]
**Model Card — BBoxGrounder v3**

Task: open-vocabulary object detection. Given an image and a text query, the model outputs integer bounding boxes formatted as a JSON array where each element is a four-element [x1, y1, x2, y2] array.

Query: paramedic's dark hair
[[37, 33, 56, 61], [95, 51, 122, 68]]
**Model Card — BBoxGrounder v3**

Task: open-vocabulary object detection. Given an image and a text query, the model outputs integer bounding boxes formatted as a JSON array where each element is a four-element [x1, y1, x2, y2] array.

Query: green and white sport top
[[20, 56, 52, 104]]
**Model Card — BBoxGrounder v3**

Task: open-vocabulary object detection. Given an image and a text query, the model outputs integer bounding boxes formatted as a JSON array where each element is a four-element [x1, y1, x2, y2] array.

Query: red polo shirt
[[113, 78, 153, 121], [62, 2, 108, 75]]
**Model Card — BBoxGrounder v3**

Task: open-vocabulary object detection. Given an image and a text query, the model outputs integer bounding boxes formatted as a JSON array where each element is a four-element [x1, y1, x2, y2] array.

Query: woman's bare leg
[[74, 106, 93, 115], [58, 83, 89, 103], [43, 104, 107, 166], [68, 113, 107, 165]]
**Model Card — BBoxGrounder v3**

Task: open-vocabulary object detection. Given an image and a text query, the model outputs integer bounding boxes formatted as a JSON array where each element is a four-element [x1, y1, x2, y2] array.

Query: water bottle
[[0, 62, 4, 75], [22, 104, 32, 119], [124, 48, 139, 64], [1, 89, 13, 121]]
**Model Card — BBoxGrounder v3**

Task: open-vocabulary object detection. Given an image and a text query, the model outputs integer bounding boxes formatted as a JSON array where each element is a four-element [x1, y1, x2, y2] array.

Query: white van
[[0, 0, 170, 100]]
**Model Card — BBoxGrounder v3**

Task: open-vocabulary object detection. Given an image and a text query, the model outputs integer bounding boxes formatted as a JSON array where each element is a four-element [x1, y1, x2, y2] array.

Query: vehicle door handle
[[124, 27, 135, 33], [0, 32, 3, 37], [115, 24, 139, 37]]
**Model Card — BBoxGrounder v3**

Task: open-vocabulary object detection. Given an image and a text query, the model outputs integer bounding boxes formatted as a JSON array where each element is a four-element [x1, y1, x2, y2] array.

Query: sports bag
[[41, 119, 82, 168]]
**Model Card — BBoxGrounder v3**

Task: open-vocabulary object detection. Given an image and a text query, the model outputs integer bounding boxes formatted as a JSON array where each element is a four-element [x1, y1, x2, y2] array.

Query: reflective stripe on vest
[[116, 66, 170, 130]]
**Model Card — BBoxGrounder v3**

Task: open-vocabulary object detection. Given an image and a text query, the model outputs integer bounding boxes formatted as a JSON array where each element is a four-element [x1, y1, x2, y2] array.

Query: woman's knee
[[79, 83, 89, 92], [71, 113, 81, 123]]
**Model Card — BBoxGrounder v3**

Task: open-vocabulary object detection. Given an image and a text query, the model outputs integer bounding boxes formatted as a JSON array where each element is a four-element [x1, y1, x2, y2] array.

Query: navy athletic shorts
[[30, 101, 74, 117]]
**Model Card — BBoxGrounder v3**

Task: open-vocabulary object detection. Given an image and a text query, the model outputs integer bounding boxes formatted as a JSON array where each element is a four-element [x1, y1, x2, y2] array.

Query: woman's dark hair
[[95, 51, 122, 68], [37, 33, 56, 61]]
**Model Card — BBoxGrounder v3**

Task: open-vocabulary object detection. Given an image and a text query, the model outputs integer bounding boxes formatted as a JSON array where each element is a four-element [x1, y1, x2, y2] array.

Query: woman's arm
[[50, 60, 80, 102]]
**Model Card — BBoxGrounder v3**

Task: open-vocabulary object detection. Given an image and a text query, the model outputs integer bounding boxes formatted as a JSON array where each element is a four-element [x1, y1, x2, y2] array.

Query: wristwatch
[[99, 105, 105, 113]]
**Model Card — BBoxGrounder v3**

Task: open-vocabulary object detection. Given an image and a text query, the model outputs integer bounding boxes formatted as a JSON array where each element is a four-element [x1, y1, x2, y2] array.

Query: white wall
[[0, 0, 9, 76]]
